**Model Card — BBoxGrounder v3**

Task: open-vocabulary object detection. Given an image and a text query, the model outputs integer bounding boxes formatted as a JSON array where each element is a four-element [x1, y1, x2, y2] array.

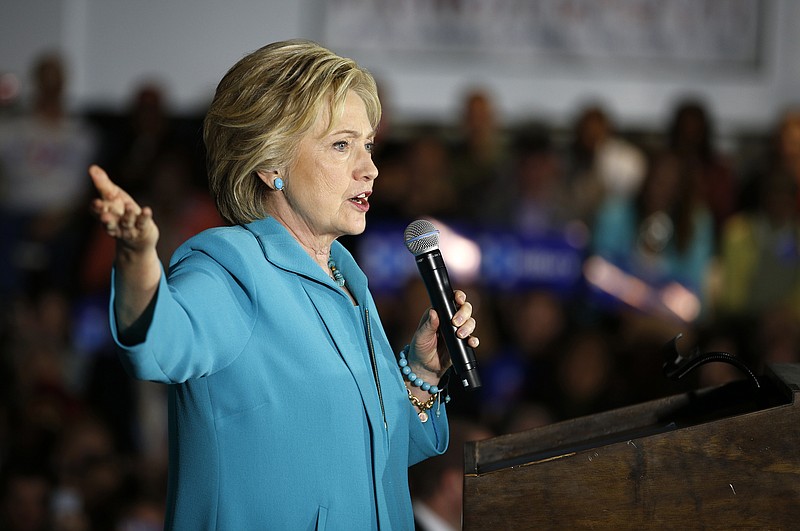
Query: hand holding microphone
[[404, 219, 482, 391]]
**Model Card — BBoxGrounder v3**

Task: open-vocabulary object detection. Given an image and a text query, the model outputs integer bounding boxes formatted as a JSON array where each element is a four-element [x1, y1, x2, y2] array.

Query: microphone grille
[[404, 219, 440, 256]]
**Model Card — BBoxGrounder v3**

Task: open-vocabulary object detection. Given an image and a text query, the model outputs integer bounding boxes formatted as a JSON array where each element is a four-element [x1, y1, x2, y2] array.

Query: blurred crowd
[[2, 52, 800, 530]]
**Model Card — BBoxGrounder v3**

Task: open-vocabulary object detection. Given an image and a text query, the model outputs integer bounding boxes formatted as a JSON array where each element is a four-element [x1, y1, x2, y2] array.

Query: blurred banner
[[323, 0, 763, 69], [355, 220, 586, 295]]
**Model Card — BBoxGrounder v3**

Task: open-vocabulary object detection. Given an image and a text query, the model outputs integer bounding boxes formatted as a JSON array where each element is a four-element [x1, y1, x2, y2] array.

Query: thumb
[[415, 308, 440, 354], [421, 307, 440, 333]]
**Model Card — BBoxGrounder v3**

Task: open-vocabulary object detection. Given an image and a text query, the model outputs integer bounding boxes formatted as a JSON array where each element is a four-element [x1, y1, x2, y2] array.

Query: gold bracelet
[[407, 388, 438, 423]]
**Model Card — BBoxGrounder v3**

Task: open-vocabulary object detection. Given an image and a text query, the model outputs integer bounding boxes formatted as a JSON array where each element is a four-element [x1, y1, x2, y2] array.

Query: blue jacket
[[110, 217, 449, 530]]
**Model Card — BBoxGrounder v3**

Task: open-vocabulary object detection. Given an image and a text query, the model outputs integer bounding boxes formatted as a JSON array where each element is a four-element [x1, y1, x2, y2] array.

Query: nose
[[357, 147, 379, 182]]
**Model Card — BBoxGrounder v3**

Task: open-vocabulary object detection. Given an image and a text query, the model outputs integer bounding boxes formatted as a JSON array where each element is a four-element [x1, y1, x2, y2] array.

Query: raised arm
[[89, 164, 162, 338]]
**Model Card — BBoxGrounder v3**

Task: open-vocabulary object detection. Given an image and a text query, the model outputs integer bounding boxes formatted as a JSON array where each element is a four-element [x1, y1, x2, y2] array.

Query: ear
[[256, 170, 280, 189]]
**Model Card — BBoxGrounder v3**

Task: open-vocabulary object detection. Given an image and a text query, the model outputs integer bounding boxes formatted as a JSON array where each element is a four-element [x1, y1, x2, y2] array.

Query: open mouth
[[349, 192, 370, 206]]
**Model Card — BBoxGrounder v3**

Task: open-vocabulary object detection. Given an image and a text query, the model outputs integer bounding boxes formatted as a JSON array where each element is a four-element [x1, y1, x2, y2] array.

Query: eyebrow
[[330, 128, 376, 138]]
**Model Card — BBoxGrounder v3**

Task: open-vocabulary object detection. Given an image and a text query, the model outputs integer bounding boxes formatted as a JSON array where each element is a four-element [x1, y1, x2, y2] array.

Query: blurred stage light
[[428, 217, 482, 284]]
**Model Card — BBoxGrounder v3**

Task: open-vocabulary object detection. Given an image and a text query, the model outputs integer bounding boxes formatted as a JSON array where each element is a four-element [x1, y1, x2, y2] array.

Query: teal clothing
[[110, 217, 448, 530], [592, 198, 714, 294]]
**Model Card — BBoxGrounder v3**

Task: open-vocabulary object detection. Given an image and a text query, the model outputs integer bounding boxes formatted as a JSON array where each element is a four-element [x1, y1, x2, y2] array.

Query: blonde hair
[[203, 39, 381, 225]]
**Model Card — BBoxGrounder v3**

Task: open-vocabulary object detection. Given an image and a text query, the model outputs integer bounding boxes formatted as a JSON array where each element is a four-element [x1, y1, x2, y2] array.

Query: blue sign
[[355, 221, 586, 294]]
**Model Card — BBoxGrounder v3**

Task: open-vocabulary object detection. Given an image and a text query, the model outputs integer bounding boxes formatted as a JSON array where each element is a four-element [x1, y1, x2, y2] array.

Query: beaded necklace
[[327, 255, 345, 287]]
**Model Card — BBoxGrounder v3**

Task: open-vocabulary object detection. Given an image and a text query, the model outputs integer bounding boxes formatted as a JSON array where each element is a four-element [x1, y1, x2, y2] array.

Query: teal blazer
[[110, 217, 449, 530]]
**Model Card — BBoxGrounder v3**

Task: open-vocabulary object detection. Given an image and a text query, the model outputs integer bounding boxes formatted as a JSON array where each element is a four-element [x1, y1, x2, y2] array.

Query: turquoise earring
[[274, 177, 284, 191]]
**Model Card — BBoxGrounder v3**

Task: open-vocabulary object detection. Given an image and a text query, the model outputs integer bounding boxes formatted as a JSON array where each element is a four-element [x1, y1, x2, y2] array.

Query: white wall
[[2, 0, 799, 135]]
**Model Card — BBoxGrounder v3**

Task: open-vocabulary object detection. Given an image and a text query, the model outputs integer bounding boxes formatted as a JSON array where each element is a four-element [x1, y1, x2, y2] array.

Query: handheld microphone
[[403, 219, 481, 390]]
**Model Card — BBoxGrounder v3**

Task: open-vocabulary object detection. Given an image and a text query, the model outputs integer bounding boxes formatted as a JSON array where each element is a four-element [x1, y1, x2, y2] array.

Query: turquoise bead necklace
[[328, 255, 345, 287]]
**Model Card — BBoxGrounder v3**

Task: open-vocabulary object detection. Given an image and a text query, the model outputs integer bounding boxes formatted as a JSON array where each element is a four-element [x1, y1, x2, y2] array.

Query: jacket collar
[[243, 217, 369, 303]]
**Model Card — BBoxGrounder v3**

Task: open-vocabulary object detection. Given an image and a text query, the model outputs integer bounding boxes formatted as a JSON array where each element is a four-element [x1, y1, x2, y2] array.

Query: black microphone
[[403, 219, 481, 390]]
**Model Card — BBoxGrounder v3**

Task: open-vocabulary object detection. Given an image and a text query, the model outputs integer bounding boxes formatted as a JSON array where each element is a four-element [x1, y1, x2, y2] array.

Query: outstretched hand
[[89, 164, 162, 334], [89, 164, 159, 252]]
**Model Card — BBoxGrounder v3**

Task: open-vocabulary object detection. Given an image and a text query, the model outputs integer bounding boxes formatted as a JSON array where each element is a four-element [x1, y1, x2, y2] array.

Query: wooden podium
[[463, 363, 800, 529]]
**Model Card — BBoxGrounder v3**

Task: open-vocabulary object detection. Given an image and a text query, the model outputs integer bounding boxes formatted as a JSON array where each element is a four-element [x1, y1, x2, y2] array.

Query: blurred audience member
[[479, 289, 567, 427], [740, 107, 800, 213], [0, 52, 97, 297], [0, 460, 55, 531], [722, 108, 800, 367], [486, 123, 570, 234], [402, 126, 459, 220], [52, 416, 124, 531], [450, 88, 510, 219], [716, 166, 800, 325], [5, 288, 85, 461], [98, 82, 184, 197], [590, 152, 715, 322], [666, 98, 738, 236], [564, 104, 646, 225], [409, 417, 493, 531]]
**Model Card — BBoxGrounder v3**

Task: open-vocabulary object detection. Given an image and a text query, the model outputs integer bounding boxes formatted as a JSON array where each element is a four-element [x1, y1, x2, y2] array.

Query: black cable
[[662, 333, 760, 390]]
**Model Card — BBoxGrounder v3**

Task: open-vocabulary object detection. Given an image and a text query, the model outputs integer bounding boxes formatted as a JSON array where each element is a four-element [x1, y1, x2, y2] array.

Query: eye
[[365, 141, 376, 154], [333, 140, 349, 152]]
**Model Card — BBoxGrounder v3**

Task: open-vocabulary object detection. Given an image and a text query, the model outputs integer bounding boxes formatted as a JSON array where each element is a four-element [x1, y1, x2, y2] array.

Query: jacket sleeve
[[407, 395, 449, 467], [110, 230, 259, 384]]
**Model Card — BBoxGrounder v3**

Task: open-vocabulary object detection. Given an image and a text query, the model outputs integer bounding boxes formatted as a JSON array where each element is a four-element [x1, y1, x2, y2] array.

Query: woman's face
[[281, 90, 378, 242]]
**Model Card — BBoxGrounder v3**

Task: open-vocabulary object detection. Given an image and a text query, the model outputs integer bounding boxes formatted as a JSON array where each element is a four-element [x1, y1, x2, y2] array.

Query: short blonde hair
[[204, 39, 381, 225]]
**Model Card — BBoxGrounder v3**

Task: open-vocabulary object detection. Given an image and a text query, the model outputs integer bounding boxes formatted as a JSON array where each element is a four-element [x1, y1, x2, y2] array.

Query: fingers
[[466, 335, 480, 349], [452, 292, 473, 331], [120, 204, 142, 228], [89, 164, 145, 226], [453, 289, 467, 305], [455, 316, 476, 338], [452, 301, 472, 327], [89, 164, 116, 199], [92, 196, 153, 243], [112, 206, 152, 233], [411, 290, 480, 368], [451, 289, 479, 346]]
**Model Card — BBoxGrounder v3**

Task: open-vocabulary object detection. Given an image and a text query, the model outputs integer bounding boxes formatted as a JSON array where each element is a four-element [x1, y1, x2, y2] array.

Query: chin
[[343, 219, 367, 237], [347, 226, 367, 237]]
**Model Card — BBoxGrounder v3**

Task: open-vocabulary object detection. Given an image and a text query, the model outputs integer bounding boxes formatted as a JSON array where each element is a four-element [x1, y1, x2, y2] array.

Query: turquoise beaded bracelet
[[398, 345, 440, 394]]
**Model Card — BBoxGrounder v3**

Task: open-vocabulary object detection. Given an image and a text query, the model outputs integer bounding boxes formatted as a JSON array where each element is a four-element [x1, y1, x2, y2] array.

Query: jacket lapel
[[244, 218, 386, 432]]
